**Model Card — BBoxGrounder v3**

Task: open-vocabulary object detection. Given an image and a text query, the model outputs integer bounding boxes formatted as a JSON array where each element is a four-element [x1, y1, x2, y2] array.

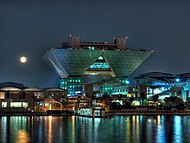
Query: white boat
[[77, 106, 106, 118]]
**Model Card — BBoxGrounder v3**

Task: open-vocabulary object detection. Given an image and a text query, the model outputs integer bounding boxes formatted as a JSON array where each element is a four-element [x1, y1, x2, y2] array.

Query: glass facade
[[59, 75, 133, 96], [42, 49, 152, 78], [59, 77, 82, 96], [99, 77, 130, 95], [42, 38, 152, 96], [102, 84, 113, 95], [89, 56, 109, 69]]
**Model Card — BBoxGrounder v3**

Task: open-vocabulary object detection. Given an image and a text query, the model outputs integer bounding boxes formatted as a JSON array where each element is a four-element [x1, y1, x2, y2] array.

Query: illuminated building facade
[[43, 35, 152, 97], [0, 82, 67, 112], [135, 72, 190, 101]]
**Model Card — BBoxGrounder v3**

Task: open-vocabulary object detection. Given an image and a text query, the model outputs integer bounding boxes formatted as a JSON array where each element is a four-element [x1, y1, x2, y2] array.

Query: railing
[[107, 108, 190, 115]]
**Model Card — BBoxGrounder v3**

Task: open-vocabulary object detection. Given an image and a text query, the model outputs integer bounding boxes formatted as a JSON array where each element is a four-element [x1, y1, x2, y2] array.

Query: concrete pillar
[[84, 84, 93, 98], [7, 101, 11, 108], [139, 85, 147, 97], [68, 35, 80, 48], [186, 90, 189, 100], [171, 90, 175, 97], [177, 91, 182, 98], [5, 91, 9, 99]]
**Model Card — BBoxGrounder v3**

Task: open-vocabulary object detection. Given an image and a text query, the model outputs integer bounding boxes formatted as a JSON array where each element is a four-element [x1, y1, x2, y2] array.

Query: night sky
[[1, 0, 190, 88]]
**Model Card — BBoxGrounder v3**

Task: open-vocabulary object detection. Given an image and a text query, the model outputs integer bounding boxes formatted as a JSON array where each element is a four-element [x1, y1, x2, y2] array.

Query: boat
[[76, 106, 106, 118]]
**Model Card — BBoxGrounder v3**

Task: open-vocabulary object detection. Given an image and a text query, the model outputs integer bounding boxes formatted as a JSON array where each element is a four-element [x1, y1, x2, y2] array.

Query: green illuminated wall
[[101, 77, 129, 95], [60, 76, 130, 96], [59, 77, 82, 95]]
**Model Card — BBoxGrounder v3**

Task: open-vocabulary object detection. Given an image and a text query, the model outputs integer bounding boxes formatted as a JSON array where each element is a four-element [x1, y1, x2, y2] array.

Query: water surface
[[0, 115, 190, 143]]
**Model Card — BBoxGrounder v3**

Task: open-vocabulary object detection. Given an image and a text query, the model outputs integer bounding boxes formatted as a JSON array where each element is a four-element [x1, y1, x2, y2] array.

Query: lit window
[[11, 102, 21, 107], [23, 102, 28, 107], [98, 56, 103, 60], [0, 92, 5, 99], [2, 102, 7, 107], [10, 102, 22, 107]]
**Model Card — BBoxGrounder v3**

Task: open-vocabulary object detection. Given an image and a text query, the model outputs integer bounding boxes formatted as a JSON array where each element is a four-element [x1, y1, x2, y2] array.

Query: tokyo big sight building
[[42, 35, 152, 97]]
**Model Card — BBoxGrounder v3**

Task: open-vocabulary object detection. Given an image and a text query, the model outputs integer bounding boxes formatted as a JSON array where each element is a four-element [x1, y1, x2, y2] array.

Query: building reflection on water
[[0, 116, 30, 143], [0, 115, 190, 143]]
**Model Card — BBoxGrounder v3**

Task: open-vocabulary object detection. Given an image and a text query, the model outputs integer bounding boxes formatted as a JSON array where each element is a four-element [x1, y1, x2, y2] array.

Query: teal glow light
[[125, 80, 130, 84], [175, 78, 180, 82]]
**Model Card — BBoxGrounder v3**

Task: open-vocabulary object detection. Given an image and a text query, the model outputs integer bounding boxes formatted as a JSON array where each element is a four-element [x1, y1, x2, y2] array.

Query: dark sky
[[1, 0, 190, 87]]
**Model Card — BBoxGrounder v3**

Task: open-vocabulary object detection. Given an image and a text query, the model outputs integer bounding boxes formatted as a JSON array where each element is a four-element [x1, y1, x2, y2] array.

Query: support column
[[84, 84, 93, 98], [186, 90, 189, 100]]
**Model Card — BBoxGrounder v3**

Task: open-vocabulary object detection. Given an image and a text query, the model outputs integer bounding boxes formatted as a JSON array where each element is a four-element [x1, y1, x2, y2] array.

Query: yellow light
[[16, 130, 30, 143]]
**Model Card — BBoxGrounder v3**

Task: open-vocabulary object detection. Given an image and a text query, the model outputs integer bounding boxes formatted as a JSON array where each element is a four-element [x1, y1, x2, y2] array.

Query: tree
[[185, 98, 190, 109], [102, 92, 110, 98], [129, 97, 135, 103], [152, 94, 159, 102], [164, 96, 185, 110], [140, 92, 147, 104]]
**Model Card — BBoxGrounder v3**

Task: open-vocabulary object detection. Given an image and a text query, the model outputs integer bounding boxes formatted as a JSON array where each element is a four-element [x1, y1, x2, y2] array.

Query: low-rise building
[[0, 82, 67, 112]]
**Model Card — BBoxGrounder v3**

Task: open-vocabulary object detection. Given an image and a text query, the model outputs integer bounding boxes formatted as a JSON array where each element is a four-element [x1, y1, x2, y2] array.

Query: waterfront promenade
[[1, 108, 190, 116], [106, 109, 190, 116]]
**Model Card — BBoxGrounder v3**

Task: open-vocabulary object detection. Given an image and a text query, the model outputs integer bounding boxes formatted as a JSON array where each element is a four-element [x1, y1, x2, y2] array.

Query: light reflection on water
[[0, 115, 190, 143], [16, 130, 30, 143]]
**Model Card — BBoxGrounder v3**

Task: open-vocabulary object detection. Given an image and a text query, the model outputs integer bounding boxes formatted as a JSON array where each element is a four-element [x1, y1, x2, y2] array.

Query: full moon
[[20, 56, 27, 63]]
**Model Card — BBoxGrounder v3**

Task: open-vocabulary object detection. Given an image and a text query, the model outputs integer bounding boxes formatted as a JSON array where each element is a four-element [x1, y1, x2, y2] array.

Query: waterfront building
[[42, 35, 152, 97], [134, 72, 190, 101], [0, 82, 67, 112]]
